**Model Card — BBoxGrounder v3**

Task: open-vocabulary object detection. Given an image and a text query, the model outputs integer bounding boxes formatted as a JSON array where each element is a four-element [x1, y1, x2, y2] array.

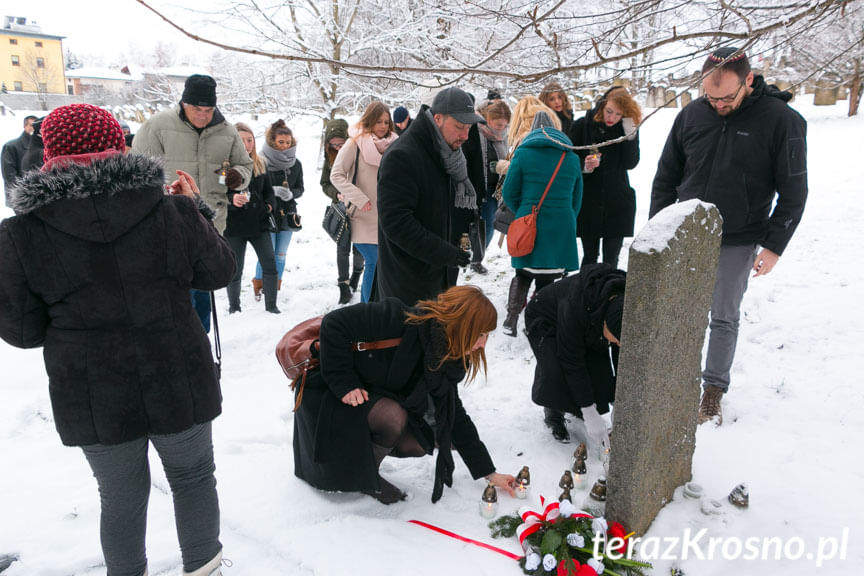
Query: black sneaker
[[470, 262, 488, 275], [266, 305, 281, 314]]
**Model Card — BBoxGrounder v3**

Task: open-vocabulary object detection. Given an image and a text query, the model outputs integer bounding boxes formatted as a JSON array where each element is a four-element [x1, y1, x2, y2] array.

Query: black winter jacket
[[570, 109, 640, 238], [651, 75, 807, 255], [293, 298, 494, 494], [225, 171, 275, 238], [266, 161, 304, 231], [524, 264, 626, 414], [462, 124, 501, 205], [0, 154, 236, 446], [2, 130, 31, 191], [376, 109, 471, 305]]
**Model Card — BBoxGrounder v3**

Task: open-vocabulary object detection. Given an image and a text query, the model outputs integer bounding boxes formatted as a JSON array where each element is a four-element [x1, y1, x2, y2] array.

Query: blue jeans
[[354, 243, 378, 303], [190, 289, 211, 334], [255, 230, 293, 282], [81, 423, 221, 576]]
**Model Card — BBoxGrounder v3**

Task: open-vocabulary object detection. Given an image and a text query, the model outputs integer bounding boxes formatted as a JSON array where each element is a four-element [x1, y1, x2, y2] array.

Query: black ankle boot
[[338, 282, 352, 304], [503, 275, 531, 336], [544, 407, 570, 443]]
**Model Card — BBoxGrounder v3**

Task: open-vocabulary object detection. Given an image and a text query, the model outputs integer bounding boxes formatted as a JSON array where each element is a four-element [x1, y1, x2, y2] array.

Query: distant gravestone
[[606, 200, 722, 535], [664, 89, 678, 108], [680, 91, 692, 107]]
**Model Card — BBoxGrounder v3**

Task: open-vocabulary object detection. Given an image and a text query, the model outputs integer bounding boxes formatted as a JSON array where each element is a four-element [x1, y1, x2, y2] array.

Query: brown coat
[[330, 136, 382, 245]]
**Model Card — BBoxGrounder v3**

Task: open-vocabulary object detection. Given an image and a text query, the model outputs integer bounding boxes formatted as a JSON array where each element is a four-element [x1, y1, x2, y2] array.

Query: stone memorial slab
[[605, 200, 722, 535]]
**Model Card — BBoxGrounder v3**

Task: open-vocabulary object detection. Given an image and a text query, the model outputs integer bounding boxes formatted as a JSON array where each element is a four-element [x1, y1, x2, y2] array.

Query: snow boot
[[251, 278, 262, 302], [502, 274, 531, 336], [226, 280, 241, 314], [698, 385, 724, 425]]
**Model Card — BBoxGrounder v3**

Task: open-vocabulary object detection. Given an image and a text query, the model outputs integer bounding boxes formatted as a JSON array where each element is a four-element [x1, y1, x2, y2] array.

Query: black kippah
[[708, 47, 746, 63]]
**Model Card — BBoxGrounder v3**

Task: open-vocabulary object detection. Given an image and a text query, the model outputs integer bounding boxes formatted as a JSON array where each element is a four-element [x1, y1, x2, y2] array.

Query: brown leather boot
[[251, 278, 263, 302], [502, 274, 531, 337], [698, 386, 724, 425]]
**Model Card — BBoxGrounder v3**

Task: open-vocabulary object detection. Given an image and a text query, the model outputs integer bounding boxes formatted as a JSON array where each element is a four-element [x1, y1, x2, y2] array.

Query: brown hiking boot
[[698, 386, 724, 425]]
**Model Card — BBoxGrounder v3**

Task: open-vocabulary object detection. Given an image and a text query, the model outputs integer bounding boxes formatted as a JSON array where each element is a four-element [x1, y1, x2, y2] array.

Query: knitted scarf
[[424, 109, 476, 210]]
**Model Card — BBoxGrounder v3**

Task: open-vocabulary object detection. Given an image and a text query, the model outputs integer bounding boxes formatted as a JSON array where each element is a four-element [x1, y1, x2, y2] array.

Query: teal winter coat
[[502, 127, 582, 270]]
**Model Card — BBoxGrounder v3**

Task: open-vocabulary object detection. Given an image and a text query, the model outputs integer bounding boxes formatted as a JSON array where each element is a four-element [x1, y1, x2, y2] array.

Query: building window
[[68, 86, 74, 95], [9, 38, 17, 45], [14, 81, 22, 91], [35, 41, 43, 47], [36, 57, 45, 68], [11, 55, 20, 66]]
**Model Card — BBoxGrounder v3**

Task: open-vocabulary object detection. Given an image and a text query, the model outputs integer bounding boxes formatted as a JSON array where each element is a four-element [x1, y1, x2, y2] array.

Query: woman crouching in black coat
[[524, 264, 625, 448], [293, 285, 516, 504]]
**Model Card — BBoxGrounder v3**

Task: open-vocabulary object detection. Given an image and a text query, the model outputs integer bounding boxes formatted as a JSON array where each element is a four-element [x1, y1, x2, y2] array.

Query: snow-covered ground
[[1, 95, 862, 576]]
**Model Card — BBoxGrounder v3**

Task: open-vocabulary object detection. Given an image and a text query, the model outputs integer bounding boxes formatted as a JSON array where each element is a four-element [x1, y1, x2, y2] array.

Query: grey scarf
[[424, 109, 476, 210], [260, 142, 297, 172]]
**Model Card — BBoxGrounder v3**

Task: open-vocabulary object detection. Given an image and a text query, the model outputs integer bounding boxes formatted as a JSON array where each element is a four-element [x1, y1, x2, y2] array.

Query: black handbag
[[322, 146, 360, 245], [322, 201, 350, 243]]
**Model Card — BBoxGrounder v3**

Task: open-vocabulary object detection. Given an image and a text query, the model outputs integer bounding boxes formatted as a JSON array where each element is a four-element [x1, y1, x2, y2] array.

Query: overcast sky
[[17, 0, 210, 62]]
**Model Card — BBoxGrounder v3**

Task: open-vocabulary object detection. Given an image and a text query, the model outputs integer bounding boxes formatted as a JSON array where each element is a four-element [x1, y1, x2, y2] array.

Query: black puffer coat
[[569, 104, 640, 239], [293, 298, 494, 494], [376, 108, 471, 305], [524, 264, 626, 415], [0, 153, 236, 446], [651, 75, 807, 255], [225, 171, 275, 238]]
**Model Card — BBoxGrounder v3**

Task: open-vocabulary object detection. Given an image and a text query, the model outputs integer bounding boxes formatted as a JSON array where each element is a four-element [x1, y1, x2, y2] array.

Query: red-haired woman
[[293, 285, 516, 504], [330, 101, 398, 303], [569, 86, 642, 268], [539, 81, 574, 134]]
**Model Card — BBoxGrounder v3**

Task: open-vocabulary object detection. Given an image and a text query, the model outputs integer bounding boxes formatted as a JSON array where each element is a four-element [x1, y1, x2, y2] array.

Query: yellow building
[[1, 15, 65, 95]]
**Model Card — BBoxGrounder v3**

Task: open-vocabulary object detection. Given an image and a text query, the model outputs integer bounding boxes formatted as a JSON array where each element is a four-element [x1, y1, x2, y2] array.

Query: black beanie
[[604, 295, 624, 341], [182, 75, 217, 107]]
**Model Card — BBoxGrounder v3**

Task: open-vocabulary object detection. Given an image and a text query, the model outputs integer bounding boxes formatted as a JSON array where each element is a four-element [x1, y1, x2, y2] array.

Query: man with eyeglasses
[[650, 47, 808, 426]]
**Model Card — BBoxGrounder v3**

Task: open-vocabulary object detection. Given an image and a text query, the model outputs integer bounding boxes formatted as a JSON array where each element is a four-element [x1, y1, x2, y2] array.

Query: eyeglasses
[[705, 82, 745, 104]]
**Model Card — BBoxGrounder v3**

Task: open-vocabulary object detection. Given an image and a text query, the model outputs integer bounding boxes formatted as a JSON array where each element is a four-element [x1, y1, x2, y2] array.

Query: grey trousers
[[703, 244, 758, 392], [81, 423, 222, 576]]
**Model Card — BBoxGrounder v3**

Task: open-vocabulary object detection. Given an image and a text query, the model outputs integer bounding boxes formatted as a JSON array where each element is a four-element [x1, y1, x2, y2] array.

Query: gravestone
[[605, 200, 722, 535], [664, 89, 678, 108], [679, 91, 692, 107]]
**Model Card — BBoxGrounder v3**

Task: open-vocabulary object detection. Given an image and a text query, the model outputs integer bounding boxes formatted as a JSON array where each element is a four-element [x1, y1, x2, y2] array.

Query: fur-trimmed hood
[[10, 153, 166, 243]]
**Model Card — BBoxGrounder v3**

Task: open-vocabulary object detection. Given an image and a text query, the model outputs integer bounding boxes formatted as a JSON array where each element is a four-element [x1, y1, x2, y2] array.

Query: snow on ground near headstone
[[1, 98, 862, 576]]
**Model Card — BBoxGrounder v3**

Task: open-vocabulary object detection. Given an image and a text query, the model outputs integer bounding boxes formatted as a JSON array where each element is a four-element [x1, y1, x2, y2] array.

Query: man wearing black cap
[[375, 87, 486, 305], [132, 74, 252, 334], [132, 74, 252, 235], [651, 47, 808, 425], [392, 106, 411, 135], [524, 264, 626, 446]]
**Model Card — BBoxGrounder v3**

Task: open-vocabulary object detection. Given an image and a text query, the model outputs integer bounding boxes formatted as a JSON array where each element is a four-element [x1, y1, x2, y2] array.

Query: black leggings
[[581, 236, 624, 268], [367, 397, 425, 458]]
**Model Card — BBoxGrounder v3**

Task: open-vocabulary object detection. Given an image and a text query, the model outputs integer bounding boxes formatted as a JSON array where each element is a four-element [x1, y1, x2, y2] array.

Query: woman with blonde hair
[[293, 285, 516, 505], [539, 81, 574, 133], [330, 101, 398, 302], [224, 122, 279, 313], [569, 86, 641, 268], [251, 120, 304, 301]]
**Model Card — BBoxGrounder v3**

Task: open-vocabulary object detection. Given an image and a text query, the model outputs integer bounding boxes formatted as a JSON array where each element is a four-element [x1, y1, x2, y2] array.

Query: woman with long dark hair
[[293, 285, 516, 504], [539, 81, 574, 134], [251, 120, 304, 300]]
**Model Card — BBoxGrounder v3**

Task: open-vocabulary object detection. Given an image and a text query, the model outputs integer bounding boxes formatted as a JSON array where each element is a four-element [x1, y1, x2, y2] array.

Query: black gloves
[[431, 449, 454, 503], [449, 248, 471, 268], [224, 168, 242, 189]]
